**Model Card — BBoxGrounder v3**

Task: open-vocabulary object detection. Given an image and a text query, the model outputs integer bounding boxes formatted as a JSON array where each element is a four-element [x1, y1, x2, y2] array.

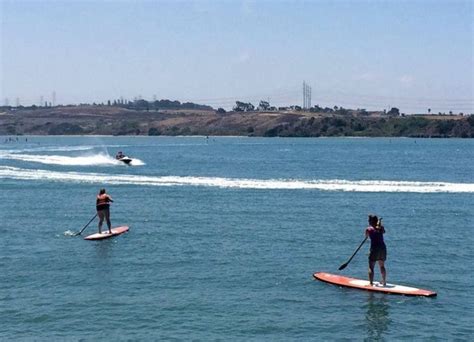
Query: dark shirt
[[366, 226, 385, 248]]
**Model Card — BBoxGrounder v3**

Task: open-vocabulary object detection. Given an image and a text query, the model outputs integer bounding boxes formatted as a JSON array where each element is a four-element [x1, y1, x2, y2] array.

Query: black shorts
[[369, 245, 387, 262], [96, 205, 110, 212]]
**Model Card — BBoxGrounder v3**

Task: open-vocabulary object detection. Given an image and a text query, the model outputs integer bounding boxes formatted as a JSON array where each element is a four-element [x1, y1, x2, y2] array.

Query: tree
[[337, 107, 349, 115], [148, 127, 161, 135], [233, 102, 244, 112], [467, 115, 474, 127], [217, 107, 226, 114], [233, 101, 255, 112], [428, 108, 431, 114], [323, 107, 333, 113], [258, 100, 270, 111], [387, 107, 400, 116]]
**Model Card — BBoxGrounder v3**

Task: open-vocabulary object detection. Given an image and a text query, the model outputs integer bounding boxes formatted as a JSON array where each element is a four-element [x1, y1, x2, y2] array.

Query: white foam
[[27, 146, 96, 152], [0, 152, 119, 166], [0, 145, 95, 154], [129, 158, 145, 166], [0, 166, 473, 193]]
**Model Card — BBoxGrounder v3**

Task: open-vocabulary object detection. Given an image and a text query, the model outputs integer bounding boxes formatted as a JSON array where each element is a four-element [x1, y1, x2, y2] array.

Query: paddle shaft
[[75, 213, 98, 236], [339, 236, 368, 270]]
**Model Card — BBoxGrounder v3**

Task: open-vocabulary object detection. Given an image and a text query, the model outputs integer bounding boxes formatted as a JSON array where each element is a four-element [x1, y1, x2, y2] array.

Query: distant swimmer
[[365, 215, 387, 286], [96, 188, 114, 234]]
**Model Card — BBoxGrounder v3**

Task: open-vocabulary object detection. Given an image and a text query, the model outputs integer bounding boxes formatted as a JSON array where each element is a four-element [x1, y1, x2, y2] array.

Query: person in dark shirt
[[365, 214, 387, 286]]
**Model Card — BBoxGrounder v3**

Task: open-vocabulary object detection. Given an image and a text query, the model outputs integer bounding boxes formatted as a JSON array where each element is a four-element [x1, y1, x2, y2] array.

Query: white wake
[[0, 152, 145, 166], [0, 166, 473, 193]]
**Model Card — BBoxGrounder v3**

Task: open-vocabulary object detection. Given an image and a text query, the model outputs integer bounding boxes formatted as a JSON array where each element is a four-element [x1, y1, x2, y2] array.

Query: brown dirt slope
[[0, 106, 472, 138]]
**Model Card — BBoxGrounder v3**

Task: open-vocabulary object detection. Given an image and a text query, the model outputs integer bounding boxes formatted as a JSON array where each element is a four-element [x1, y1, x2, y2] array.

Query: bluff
[[0, 106, 472, 138]]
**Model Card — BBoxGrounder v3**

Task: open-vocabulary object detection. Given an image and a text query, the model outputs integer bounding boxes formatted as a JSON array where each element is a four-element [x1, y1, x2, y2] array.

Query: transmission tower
[[308, 84, 311, 109], [303, 81, 312, 110]]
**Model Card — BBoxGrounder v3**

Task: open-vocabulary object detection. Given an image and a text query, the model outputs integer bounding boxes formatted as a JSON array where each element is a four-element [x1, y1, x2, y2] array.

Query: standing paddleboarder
[[365, 215, 387, 286], [96, 188, 113, 234]]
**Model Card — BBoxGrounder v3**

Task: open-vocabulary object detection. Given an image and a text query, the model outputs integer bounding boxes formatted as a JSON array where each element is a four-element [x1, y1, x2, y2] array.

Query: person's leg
[[368, 260, 375, 285], [378, 260, 386, 285], [105, 208, 112, 233], [98, 211, 104, 233]]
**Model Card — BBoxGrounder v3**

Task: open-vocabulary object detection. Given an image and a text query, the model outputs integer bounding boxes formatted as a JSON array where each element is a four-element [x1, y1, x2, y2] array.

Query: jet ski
[[118, 156, 132, 165], [116, 151, 132, 165]]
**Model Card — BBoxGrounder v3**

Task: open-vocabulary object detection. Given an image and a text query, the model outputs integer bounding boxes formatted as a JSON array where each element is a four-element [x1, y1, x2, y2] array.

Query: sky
[[1, 0, 473, 114]]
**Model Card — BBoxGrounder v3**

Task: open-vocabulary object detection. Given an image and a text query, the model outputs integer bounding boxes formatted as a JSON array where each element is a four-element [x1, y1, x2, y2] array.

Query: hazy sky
[[1, 0, 473, 113]]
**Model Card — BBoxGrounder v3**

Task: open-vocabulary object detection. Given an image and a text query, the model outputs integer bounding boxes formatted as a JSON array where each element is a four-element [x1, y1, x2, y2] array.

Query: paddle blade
[[338, 263, 348, 271]]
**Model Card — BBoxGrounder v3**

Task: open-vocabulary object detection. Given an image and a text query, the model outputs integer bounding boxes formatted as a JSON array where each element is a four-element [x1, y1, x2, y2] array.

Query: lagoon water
[[0, 136, 473, 340]]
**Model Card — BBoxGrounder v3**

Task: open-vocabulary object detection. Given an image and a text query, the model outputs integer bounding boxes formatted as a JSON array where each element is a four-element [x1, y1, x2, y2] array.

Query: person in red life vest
[[96, 188, 114, 234], [365, 214, 387, 286]]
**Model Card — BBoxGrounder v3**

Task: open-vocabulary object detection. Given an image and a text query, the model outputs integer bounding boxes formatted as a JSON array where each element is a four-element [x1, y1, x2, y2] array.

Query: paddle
[[74, 213, 98, 236], [338, 236, 368, 271]]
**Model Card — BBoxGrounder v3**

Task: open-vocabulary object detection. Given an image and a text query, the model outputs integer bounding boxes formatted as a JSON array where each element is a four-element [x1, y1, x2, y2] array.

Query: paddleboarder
[[96, 188, 113, 234], [365, 215, 387, 286]]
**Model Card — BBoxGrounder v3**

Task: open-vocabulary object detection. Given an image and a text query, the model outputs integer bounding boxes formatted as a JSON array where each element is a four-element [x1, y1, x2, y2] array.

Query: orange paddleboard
[[314, 272, 436, 297], [84, 226, 129, 240]]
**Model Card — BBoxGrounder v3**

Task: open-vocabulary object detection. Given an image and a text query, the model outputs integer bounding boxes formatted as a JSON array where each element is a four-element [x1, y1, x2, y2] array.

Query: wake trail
[[0, 152, 145, 166], [0, 166, 473, 193]]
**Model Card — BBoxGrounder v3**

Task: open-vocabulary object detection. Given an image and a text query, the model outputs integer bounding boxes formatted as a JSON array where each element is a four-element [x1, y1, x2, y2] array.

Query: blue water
[[1, 136, 473, 340]]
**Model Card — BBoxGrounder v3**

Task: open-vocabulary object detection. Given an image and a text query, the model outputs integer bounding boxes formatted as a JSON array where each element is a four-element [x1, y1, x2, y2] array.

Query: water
[[1, 136, 473, 340]]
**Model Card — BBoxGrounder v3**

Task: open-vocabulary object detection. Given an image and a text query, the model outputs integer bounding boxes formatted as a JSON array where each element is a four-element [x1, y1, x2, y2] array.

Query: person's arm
[[108, 195, 114, 203]]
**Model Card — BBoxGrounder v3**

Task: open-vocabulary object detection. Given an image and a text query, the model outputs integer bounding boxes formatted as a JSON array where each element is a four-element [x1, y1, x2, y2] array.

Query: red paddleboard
[[314, 272, 436, 297], [84, 226, 129, 240]]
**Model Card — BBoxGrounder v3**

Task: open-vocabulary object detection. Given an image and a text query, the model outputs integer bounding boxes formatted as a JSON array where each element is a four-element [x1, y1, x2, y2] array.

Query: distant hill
[[0, 106, 473, 138]]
